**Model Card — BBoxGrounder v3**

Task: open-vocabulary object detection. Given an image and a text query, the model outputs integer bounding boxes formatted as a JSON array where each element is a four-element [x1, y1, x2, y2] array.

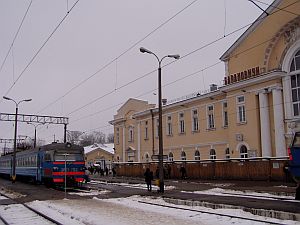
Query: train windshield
[[54, 153, 84, 161], [292, 132, 300, 148]]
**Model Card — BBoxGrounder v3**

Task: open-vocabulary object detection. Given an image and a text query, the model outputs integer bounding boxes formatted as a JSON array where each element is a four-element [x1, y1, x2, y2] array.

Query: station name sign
[[224, 66, 260, 85]]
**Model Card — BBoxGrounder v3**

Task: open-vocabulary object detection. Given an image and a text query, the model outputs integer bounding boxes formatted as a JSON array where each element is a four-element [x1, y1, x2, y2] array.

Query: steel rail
[[0, 193, 63, 225], [138, 200, 287, 225]]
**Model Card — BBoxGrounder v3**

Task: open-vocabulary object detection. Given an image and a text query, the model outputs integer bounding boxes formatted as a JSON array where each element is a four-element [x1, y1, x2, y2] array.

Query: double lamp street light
[[3, 96, 32, 182], [140, 47, 180, 193]]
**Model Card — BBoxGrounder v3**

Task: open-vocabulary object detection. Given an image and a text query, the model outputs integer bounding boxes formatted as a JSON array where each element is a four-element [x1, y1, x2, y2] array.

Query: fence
[[114, 158, 291, 182]]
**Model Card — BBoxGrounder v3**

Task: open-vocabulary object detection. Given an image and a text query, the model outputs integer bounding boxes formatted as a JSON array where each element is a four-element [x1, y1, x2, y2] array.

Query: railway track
[[138, 200, 288, 225], [0, 193, 63, 225]]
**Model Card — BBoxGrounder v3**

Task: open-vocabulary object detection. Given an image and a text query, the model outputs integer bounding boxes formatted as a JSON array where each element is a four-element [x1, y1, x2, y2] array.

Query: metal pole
[[158, 65, 164, 193], [34, 126, 37, 148], [64, 154, 67, 198], [64, 124, 67, 143], [12, 106, 18, 183]]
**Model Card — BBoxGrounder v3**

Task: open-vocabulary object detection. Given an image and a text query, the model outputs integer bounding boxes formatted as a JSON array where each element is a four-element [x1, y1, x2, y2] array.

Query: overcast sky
[[0, 0, 274, 147]]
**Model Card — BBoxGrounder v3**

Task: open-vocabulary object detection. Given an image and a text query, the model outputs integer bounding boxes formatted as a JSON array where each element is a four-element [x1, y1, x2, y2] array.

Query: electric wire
[[1, 0, 80, 101], [64, 0, 296, 117], [0, 0, 33, 76], [37, 0, 199, 114], [250, 0, 300, 16], [12, 0, 300, 140]]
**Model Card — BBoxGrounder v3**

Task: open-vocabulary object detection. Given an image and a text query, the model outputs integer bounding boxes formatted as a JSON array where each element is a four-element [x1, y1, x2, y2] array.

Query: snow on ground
[[26, 195, 300, 225], [182, 187, 295, 200], [68, 189, 111, 196], [90, 180, 176, 191]]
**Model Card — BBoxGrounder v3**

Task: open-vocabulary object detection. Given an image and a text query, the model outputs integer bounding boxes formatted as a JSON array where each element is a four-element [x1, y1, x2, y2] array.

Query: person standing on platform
[[144, 168, 153, 192]]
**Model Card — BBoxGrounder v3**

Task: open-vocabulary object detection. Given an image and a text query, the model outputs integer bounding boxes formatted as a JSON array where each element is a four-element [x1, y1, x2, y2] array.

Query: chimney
[[162, 98, 167, 106], [210, 84, 218, 92]]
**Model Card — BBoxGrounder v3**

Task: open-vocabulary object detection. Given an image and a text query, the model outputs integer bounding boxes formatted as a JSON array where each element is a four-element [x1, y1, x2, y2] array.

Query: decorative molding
[[263, 16, 300, 71]]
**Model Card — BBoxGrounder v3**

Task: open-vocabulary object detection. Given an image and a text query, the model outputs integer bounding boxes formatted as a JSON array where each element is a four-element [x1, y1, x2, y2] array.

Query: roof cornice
[[220, 0, 281, 61]]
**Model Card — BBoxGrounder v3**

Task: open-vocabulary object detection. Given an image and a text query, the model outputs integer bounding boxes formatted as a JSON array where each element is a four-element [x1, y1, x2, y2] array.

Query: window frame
[[236, 95, 246, 123], [191, 108, 199, 132]]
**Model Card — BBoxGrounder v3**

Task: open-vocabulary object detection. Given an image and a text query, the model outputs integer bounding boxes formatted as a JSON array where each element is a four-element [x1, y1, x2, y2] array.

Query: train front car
[[40, 142, 86, 187], [288, 131, 300, 200]]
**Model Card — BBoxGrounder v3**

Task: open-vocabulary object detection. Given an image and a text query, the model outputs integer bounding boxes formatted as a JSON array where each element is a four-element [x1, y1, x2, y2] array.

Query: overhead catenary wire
[[1, 0, 80, 102], [18, 0, 300, 140], [36, 0, 199, 114], [63, 0, 299, 118], [0, 0, 33, 76]]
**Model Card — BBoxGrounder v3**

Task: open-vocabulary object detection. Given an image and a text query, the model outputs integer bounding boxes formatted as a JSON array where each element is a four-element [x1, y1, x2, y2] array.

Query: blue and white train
[[0, 142, 87, 186]]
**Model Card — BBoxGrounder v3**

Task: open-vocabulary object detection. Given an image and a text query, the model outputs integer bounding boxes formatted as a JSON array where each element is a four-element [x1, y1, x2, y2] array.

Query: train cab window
[[292, 132, 300, 147], [44, 153, 52, 161]]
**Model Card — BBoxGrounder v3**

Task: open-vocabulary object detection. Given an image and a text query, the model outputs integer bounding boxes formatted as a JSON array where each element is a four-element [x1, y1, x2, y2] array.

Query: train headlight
[[53, 167, 59, 172]]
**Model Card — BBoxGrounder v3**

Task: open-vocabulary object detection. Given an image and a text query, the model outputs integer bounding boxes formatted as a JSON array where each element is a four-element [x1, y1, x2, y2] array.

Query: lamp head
[[3, 96, 11, 101], [168, 54, 180, 60], [24, 99, 32, 102], [140, 47, 153, 54]]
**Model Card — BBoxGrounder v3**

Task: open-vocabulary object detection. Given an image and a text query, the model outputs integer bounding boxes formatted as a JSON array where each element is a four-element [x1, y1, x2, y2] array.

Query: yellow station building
[[110, 0, 300, 163]]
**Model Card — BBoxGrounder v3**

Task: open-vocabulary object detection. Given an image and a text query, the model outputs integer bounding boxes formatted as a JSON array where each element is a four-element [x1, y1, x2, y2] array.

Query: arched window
[[210, 149, 216, 160], [194, 150, 200, 160], [240, 145, 248, 158], [181, 151, 186, 160], [225, 148, 230, 159], [168, 152, 174, 161], [144, 153, 149, 162], [290, 49, 300, 116]]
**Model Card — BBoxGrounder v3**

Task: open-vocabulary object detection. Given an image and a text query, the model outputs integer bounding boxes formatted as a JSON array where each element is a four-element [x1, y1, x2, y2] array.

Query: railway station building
[[109, 0, 300, 163]]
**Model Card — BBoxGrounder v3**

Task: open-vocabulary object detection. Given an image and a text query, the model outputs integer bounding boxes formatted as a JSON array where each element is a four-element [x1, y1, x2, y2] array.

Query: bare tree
[[79, 133, 95, 147], [93, 131, 106, 144], [67, 130, 83, 144], [107, 133, 114, 143]]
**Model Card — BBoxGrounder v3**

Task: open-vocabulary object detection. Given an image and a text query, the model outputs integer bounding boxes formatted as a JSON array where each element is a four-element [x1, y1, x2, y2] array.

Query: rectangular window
[[128, 127, 134, 142], [179, 112, 185, 133], [222, 102, 228, 127], [236, 95, 246, 123], [116, 128, 120, 144], [291, 74, 300, 116], [144, 121, 148, 139], [192, 109, 199, 132], [156, 119, 159, 138], [166, 115, 172, 136], [207, 105, 215, 129]]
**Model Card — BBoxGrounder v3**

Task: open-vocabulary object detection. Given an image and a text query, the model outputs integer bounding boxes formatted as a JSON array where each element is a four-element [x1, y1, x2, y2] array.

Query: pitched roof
[[84, 143, 114, 155], [220, 0, 281, 61]]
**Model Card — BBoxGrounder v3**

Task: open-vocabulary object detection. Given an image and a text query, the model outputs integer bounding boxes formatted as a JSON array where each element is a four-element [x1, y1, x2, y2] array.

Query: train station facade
[[109, 0, 300, 163]]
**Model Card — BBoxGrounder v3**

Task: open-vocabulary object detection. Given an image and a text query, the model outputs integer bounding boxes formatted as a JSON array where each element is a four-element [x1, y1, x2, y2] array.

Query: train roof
[[40, 142, 83, 152]]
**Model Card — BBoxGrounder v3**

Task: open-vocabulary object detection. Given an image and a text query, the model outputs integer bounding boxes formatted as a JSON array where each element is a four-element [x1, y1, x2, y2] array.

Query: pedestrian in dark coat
[[144, 168, 153, 191]]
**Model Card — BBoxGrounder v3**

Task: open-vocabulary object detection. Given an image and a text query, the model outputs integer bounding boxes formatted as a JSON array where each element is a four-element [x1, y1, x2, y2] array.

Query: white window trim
[[178, 111, 185, 134], [236, 95, 246, 124], [206, 104, 215, 130], [282, 39, 300, 120], [166, 114, 173, 136], [222, 101, 228, 128], [191, 108, 199, 132]]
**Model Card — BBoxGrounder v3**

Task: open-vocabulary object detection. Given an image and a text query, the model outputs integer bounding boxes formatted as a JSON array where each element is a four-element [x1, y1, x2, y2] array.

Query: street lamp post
[[140, 47, 180, 193], [27, 122, 44, 148], [3, 96, 32, 183]]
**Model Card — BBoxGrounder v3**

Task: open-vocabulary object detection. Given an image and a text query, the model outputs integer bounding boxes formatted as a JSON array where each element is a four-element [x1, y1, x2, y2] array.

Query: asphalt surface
[[0, 175, 299, 217]]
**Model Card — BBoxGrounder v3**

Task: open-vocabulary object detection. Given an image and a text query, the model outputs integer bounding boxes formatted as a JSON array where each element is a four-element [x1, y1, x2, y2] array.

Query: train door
[[37, 151, 42, 182]]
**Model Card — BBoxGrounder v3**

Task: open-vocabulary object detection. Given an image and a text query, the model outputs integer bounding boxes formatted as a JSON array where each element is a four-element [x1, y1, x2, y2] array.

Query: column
[[137, 122, 141, 162], [272, 87, 286, 156], [122, 126, 125, 162], [259, 91, 272, 157]]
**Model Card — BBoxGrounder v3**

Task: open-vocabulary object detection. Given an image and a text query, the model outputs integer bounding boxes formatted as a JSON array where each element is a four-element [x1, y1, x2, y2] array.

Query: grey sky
[[0, 0, 273, 146]]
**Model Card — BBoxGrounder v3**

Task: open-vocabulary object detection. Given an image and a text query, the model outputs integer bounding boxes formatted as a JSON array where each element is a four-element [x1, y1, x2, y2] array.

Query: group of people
[[144, 165, 187, 192], [87, 166, 117, 177]]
